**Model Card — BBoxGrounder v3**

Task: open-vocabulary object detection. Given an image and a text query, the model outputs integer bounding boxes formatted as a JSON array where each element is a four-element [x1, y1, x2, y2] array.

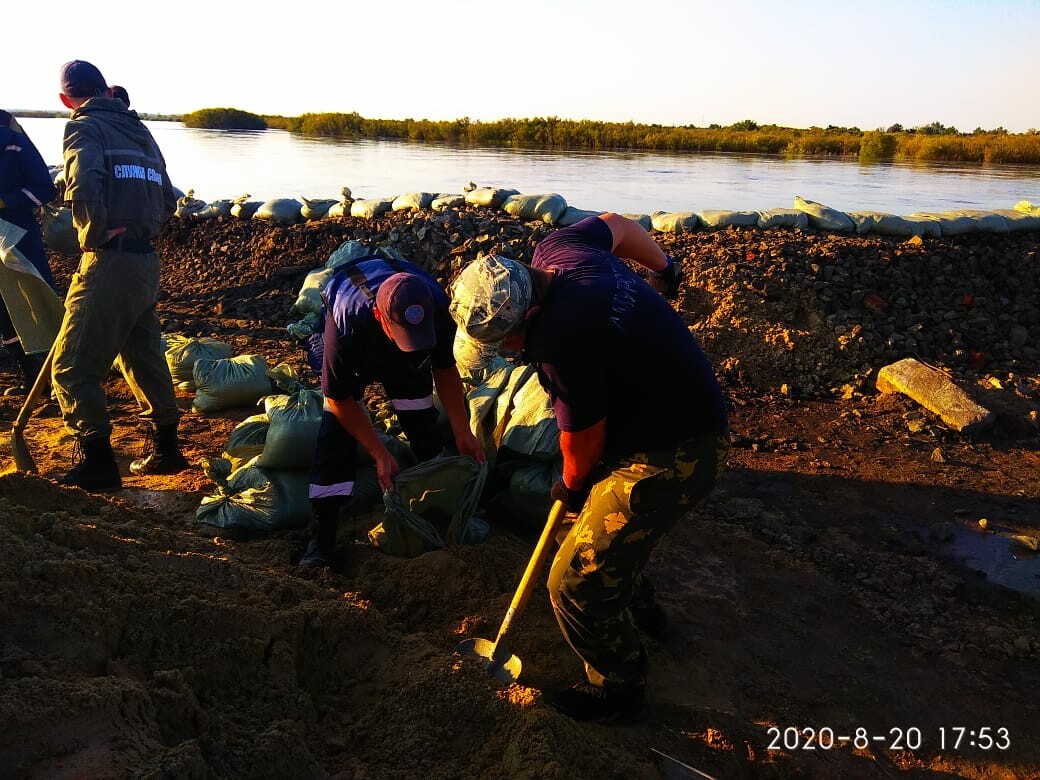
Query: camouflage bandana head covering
[[449, 254, 532, 371]]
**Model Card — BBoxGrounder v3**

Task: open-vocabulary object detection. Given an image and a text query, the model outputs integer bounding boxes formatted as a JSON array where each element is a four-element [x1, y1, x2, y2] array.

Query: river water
[[18, 117, 1040, 217]]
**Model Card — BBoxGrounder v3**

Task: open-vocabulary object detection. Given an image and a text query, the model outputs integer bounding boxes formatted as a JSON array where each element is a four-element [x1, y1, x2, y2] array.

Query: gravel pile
[[54, 207, 1032, 398]]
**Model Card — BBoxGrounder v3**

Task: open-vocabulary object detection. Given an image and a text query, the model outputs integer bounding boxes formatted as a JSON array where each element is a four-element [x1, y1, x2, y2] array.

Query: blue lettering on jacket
[[113, 164, 163, 185]]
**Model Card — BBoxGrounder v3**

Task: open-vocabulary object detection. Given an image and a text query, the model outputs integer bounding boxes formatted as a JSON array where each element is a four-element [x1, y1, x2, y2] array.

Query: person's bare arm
[[560, 418, 607, 490], [599, 212, 669, 272]]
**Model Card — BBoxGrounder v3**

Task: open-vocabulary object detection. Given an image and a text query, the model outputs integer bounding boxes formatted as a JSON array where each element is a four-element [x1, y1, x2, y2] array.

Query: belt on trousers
[[99, 234, 155, 254]]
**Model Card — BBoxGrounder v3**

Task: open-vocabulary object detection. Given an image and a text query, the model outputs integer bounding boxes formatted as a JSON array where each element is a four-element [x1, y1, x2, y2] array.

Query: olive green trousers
[[52, 249, 179, 443]]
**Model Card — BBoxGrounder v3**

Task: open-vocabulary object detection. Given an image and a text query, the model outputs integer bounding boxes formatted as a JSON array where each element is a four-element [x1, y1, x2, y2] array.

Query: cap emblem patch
[[405, 304, 426, 325]]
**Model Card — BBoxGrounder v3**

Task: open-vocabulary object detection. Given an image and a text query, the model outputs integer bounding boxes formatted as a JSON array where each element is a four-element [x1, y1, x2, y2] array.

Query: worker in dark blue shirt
[[450, 214, 730, 723], [0, 110, 58, 394], [302, 253, 484, 568]]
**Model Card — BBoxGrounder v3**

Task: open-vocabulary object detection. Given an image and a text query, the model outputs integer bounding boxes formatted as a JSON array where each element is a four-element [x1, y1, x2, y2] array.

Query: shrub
[[859, 131, 897, 161], [183, 108, 266, 131]]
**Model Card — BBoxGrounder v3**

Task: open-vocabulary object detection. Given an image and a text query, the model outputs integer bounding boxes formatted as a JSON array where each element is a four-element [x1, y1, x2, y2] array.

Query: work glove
[[550, 478, 591, 514], [649, 255, 682, 300]]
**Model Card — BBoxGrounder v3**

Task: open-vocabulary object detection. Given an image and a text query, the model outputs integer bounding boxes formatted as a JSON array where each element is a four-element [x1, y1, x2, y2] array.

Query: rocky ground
[[0, 208, 1038, 779]]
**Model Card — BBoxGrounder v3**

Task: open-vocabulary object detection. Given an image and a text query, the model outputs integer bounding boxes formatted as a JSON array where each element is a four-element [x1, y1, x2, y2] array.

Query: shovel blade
[[454, 637, 522, 684], [10, 428, 37, 473]]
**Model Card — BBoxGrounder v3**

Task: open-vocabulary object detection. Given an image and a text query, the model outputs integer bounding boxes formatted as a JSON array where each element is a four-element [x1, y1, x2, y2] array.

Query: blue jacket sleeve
[[0, 129, 57, 210]]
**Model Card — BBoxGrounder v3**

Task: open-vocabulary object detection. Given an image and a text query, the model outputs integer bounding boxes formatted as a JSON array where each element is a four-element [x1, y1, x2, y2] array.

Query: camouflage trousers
[[52, 249, 179, 442], [546, 429, 730, 689]]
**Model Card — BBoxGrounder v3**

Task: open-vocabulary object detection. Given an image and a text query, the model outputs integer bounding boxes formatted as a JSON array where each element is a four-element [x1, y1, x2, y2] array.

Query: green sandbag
[[225, 414, 270, 467], [41, 205, 79, 254], [230, 194, 262, 220], [326, 240, 371, 269], [847, 211, 919, 237], [756, 208, 809, 230], [650, 211, 701, 233], [499, 370, 559, 460], [697, 209, 759, 229], [254, 198, 302, 226], [287, 312, 321, 342], [948, 210, 1010, 233], [621, 213, 653, 231], [992, 209, 1040, 231], [165, 335, 233, 387], [327, 188, 354, 219], [192, 354, 272, 413], [557, 206, 604, 227], [191, 200, 232, 220], [794, 196, 854, 232], [370, 490, 445, 558], [431, 194, 465, 211], [465, 359, 529, 468], [292, 267, 336, 315], [901, 215, 942, 238], [174, 189, 207, 219], [392, 192, 436, 212], [464, 187, 519, 209], [908, 211, 976, 236], [350, 198, 394, 219], [255, 389, 323, 470], [196, 459, 311, 532], [501, 193, 568, 224], [508, 459, 562, 528], [368, 455, 489, 557], [301, 197, 337, 221]]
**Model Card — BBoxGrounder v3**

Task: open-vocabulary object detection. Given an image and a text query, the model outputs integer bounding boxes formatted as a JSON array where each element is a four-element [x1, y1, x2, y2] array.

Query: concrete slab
[[876, 357, 995, 434]]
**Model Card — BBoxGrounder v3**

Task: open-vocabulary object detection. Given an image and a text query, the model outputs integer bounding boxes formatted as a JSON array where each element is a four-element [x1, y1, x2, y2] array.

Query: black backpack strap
[[344, 263, 376, 302], [335, 251, 411, 303]]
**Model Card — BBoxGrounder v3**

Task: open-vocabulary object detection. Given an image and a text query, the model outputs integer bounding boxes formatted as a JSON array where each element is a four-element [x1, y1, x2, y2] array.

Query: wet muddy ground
[[0, 211, 1038, 779]]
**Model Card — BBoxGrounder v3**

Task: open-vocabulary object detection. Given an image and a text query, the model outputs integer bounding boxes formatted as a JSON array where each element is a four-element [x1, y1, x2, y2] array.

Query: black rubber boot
[[57, 437, 122, 493], [3, 341, 45, 397], [299, 497, 347, 569], [130, 423, 189, 475], [547, 680, 646, 724]]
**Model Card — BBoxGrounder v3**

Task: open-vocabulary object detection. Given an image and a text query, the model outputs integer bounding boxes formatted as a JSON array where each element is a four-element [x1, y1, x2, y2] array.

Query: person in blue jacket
[[300, 251, 484, 568], [0, 110, 58, 394]]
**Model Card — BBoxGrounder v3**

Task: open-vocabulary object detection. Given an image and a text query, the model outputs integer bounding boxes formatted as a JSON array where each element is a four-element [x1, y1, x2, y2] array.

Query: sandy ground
[[0, 211, 1038, 779]]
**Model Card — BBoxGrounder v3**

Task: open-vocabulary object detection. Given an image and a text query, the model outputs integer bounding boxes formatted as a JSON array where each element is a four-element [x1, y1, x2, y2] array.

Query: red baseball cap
[[375, 273, 436, 352]]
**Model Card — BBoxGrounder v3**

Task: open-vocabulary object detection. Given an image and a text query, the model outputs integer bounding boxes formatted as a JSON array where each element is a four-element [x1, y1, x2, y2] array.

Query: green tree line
[[182, 108, 267, 131], [184, 109, 1040, 165]]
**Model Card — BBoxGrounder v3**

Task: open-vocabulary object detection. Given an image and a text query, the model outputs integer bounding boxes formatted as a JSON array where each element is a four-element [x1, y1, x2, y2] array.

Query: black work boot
[[298, 497, 347, 569], [130, 423, 189, 475], [58, 437, 122, 493], [547, 680, 646, 724], [3, 341, 45, 397]]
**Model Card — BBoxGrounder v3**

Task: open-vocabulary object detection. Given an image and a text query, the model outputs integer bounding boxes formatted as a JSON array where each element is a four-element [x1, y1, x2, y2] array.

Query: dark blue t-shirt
[[321, 258, 455, 400], [525, 217, 727, 454]]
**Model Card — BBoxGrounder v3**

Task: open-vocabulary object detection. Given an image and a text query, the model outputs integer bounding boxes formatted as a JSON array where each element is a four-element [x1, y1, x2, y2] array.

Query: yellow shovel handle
[[492, 499, 566, 648]]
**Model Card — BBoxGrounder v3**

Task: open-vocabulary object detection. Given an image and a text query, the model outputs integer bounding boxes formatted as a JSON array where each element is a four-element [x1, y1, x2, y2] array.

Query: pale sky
[[7, 0, 1039, 133]]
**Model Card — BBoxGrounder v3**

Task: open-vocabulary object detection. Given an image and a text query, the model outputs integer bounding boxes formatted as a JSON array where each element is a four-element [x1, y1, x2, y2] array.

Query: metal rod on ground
[[649, 748, 720, 780], [454, 500, 566, 683]]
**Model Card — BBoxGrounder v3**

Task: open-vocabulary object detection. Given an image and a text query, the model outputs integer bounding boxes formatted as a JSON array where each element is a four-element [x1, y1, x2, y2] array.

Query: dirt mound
[[1, 211, 1038, 778]]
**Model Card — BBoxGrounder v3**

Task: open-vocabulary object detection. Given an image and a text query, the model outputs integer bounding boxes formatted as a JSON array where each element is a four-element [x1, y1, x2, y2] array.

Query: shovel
[[455, 499, 565, 683], [10, 340, 57, 473]]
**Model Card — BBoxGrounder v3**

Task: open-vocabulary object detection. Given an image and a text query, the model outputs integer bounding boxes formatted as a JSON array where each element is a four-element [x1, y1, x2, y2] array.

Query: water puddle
[[918, 522, 1040, 599]]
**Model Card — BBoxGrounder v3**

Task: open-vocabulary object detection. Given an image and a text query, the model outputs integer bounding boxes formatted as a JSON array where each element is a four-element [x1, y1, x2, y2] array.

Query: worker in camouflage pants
[[450, 213, 729, 723], [547, 431, 730, 693]]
